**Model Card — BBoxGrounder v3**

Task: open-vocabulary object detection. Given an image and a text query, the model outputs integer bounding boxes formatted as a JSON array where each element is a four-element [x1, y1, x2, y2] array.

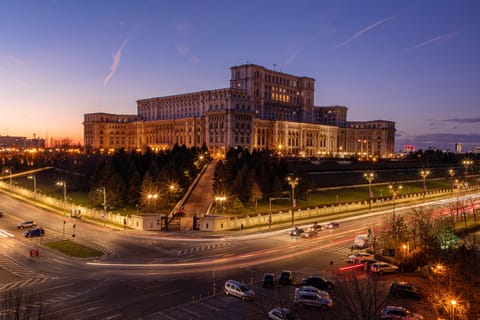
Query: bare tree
[[0, 288, 57, 320], [329, 272, 391, 320]]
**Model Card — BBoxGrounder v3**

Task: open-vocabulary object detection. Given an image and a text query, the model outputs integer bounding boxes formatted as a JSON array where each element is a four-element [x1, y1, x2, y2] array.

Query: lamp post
[[419, 169, 430, 202], [364, 172, 375, 211], [287, 176, 299, 226], [448, 169, 456, 197], [401, 244, 407, 273], [97, 187, 107, 227], [28, 175, 36, 200], [269, 197, 291, 230], [389, 183, 402, 240], [56, 180, 67, 216], [215, 196, 226, 213], [4, 169, 12, 185], [451, 300, 457, 320], [463, 159, 473, 176]]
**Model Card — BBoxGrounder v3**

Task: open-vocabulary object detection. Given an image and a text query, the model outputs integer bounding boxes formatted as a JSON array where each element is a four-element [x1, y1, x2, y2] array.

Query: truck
[[354, 234, 369, 249]]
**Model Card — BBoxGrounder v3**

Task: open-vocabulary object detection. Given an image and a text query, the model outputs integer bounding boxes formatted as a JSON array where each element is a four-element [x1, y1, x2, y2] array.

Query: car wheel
[[327, 283, 334, 290], [321, 304, 328, 310], [242, 296, 246, 301], [225, 290, 229, 296]]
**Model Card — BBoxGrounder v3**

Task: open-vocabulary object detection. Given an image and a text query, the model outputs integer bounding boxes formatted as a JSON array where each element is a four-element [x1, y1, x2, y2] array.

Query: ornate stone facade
[[84, 64, 395, 158]]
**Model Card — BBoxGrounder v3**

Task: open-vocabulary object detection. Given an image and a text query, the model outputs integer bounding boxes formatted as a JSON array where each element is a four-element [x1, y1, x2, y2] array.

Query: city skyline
[[1, 1, 479, 151]]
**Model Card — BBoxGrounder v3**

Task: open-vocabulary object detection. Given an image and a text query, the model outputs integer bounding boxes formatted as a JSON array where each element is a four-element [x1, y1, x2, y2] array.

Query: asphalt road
[[1, 192, 477, 319]]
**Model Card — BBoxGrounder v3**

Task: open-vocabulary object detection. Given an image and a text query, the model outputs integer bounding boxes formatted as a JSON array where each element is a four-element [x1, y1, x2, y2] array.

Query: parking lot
[[144, 268, 436, 320]]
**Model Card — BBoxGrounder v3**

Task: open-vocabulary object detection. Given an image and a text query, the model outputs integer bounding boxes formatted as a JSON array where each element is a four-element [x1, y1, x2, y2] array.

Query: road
[[0, 192, 478, 319]]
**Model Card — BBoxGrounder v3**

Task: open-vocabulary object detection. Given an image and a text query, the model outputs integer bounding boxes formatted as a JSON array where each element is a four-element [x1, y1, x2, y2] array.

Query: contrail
[[405, 32, 458, 52], [333, 15, 396, 49], [104, 38, 128, 87]]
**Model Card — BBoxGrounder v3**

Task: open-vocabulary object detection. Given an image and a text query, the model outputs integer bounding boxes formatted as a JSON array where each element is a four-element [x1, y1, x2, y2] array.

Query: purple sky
[[1, 0, 479, 151]]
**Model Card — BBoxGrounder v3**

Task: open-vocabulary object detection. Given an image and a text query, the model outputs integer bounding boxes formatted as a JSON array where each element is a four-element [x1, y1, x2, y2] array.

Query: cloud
[[442, 117, 480, 124], [405, 32, 459, 52], [104, 38, 128, 87], [333, 15, 396, 49], [176, 42, 190, 57]]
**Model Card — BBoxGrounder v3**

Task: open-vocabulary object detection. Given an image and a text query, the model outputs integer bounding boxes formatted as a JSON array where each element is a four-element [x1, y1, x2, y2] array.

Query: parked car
[[301, 275, 334, 290], [289, 227, 304, 237], [347, 252, 373, 263], [224, 280, 255, 300], [17, 220, 36, 229], [380, 306, 424, 319], [370, 262, 399, 274], [325, 222, 339, 229], [263, 273, 276, 288], [293, 291, 333, 310], [24, 228, 45, 238], [301, 228, 318, 238], [295, 286, 329, 298], [278, 270, 294, 285], [268, 307, 298, 320], [389, 281, 422, 300]]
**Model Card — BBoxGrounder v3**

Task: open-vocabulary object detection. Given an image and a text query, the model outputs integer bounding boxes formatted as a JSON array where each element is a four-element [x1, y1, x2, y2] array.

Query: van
[[224, 280, 255, 300], [354, 234, 369, 248]]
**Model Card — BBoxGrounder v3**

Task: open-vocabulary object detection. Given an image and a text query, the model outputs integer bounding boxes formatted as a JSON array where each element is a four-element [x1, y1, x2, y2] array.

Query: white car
[[293, 291, 333, 309], [370, 262, 399, 274], [347, 252, 373, 263], [224, 280, 255, 300], [380, 306, 424, 319], [295, 286, 329, 298], [268, 307, 298, 320]]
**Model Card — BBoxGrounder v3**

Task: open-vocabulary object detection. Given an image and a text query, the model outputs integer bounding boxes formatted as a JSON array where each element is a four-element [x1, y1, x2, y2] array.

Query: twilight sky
[[1, 0, 479, 152]]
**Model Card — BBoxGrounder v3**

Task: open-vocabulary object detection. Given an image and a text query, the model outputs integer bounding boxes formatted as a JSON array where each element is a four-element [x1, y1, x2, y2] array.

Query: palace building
[[83, 64, 395, 158]]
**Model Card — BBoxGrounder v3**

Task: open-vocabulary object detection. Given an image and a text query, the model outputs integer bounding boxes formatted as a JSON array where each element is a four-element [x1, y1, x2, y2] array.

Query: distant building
[[455, 143, 462, 153], [403, 144, 416, 153], [84, 64, 395, 158], [0, 135, 45, 149]]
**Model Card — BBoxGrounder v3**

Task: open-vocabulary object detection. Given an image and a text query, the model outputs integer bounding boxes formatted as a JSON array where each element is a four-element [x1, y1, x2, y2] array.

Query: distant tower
[[455, 143, 462, 154]]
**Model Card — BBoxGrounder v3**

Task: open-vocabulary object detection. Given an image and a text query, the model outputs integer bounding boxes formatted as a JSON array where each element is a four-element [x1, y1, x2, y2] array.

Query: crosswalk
[[0, 254, 59, 292], [177, 242, 231, 256]]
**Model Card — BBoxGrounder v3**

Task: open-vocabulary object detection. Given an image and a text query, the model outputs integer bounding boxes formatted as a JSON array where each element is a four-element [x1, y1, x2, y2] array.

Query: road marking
[[199, 301, 220, 312], [0, 229, 14, 238]]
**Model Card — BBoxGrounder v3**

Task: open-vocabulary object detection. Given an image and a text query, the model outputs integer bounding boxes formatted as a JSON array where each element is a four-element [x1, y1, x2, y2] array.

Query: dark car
[[302, 275, 335, 290], [263, 273, 276, 288], [389, 281, 422, 300], [278, 270, 294, 285], [24, 228, 45, 238], [325, 222, 340, 229], [312, 222, 325, 231], [289, 227, 304, 237]]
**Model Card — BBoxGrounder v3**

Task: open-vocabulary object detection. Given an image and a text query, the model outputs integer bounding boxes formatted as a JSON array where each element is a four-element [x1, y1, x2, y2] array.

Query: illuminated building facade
[[84, 64, 395, 158]]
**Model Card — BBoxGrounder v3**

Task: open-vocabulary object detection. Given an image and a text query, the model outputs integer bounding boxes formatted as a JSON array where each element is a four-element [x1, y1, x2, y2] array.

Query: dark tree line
[[213, 148, 313, 211], [85, 144, 209, 211]]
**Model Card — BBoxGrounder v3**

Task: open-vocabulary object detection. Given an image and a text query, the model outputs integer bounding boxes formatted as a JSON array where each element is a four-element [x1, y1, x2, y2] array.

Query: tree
[[330, 272, 391, 320], [250, 181, 263, 211]]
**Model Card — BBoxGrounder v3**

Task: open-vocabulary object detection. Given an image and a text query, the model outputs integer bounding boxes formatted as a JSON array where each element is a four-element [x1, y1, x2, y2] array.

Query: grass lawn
[[44, 240, 103, 258]]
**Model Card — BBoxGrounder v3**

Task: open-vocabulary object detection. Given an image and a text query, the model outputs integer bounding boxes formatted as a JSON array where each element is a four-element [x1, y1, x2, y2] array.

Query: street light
[[364, 172, 375, 210], [419, 169, 430, 202], [97, 187, 107, 227], [28, 175, 36, 200], [4, 169, 12, 185], [215, 195, 226, 213], [287, 176, 299, 226], [451, 300, 457, 320], [389, 183, 402, 240], [462, 159, 473, 176], [56, 180, 67, 216], [402, 244, 407, 273]]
